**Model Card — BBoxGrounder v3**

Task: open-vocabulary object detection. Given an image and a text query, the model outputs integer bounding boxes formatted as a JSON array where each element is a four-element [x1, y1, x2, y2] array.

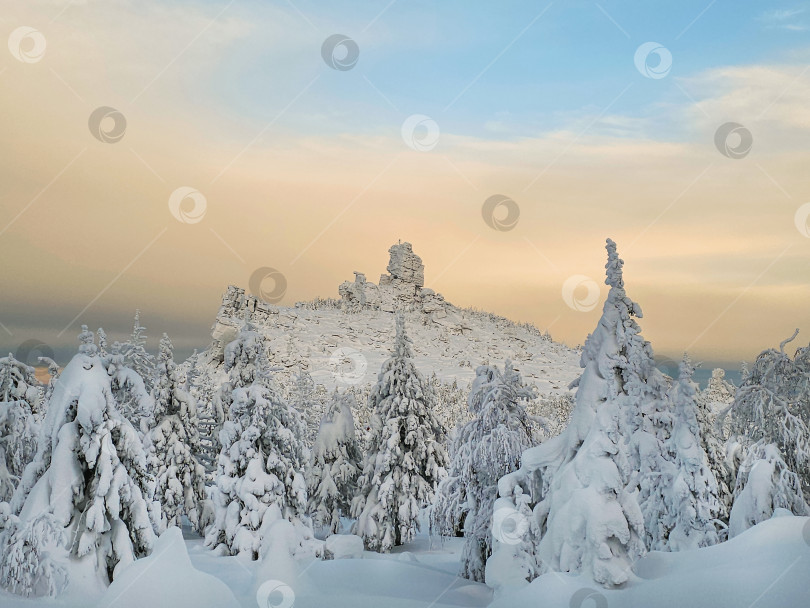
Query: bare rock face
[[337, 242, 449, 316], [385, 242, 424, 287]]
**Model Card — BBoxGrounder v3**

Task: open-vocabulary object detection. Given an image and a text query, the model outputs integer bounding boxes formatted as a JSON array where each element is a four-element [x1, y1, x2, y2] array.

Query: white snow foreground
[[97, 528, 239, 608], [489, 514, 810, 608]]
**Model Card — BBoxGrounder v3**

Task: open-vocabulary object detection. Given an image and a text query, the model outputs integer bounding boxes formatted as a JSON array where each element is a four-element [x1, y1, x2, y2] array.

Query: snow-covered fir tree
[[306, 390, 361, 535], [489, 239, 663, 589], [432, 360, 538, 582], [146, 334, 206, 532], [1, 326, 157, 596], [205, 322, 309, 558], [728, 443, 808, 537], [696, 369, 736, 525], [288, 366, 327, 445], [657, 357, 721, 550], [351, 312, 448, 552], [0, 354, 41, 501], [727, 331, 810, 500], [108, 341, 155, 436], [119, 310, 156, 392]]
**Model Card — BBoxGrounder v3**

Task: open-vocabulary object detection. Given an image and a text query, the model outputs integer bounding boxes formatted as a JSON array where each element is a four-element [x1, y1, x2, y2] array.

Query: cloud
[[2, 1, 810, 366]]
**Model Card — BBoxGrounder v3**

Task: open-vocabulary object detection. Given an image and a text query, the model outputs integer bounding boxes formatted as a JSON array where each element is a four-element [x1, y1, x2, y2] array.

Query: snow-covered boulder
[[98, 528, 240, 608], [323, 534, 364, 560]]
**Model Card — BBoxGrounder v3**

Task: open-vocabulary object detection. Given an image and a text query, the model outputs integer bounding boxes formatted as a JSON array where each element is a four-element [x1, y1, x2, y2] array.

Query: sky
[[1, 0, 810, 370]]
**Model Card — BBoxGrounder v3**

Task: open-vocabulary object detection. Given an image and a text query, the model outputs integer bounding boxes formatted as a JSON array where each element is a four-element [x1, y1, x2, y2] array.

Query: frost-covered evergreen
[[728, 443, 808, 537], [0, 354, 41, 501], [489, 239, 661, 589], [697, 369, 736, 523], [727, 332, 810, 500], [432, 360, 537, 582], [351, 312, 448, 552], [108, 341, 155, 436], [2, 327, 157, 595], [288, 366, 327, 445], [146, 334, 206, 532], [119, 310, 156, 392], [306, 390, 361, 535], [658, 357, 721, 551], [205, 323, 309, 558]]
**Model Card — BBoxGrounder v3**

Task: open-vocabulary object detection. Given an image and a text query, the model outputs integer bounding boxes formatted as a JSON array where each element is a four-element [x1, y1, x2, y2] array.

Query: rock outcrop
[[338, 242, 450, 316]]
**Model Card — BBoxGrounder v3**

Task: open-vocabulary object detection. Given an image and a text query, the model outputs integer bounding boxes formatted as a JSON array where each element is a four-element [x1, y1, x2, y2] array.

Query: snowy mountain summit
[[205, 241, 580, 396]]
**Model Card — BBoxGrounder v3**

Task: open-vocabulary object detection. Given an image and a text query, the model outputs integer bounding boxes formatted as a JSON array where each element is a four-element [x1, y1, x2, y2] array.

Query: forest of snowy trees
[[0, 240, 809, 605]]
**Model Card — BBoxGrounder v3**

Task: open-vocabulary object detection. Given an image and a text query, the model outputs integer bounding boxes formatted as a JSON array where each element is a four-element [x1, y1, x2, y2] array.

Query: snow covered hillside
[[201, 242, 580, 395]]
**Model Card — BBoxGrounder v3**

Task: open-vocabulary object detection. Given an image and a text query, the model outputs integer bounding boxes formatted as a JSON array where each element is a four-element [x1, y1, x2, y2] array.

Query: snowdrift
[[490, 514, 810, 608]]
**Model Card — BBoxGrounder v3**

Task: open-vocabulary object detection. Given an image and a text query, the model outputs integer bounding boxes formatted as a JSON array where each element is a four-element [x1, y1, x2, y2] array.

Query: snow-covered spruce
[[0, 354, 42, 501], [146, 334, 206, 532], [306, 389, 361, 535], [288, 366, 328, 445], [205, 323, 310, 558], [108, 339, 155, 436], [351, 312, 448, 552], [728, 442, 809, 537], [726, 331, 810, 501], [432, 360, 538, 582], [696, 368, 736, 524], [490, 239, 663, 589], [1, 327, 157, 596], [119, 310, 156, 393], [657, 357, 721, 550]]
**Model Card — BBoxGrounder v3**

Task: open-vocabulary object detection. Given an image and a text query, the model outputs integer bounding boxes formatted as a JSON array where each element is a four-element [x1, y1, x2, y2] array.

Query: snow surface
[[489, 514, 810, 608], [0, 514, 807, 607]]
